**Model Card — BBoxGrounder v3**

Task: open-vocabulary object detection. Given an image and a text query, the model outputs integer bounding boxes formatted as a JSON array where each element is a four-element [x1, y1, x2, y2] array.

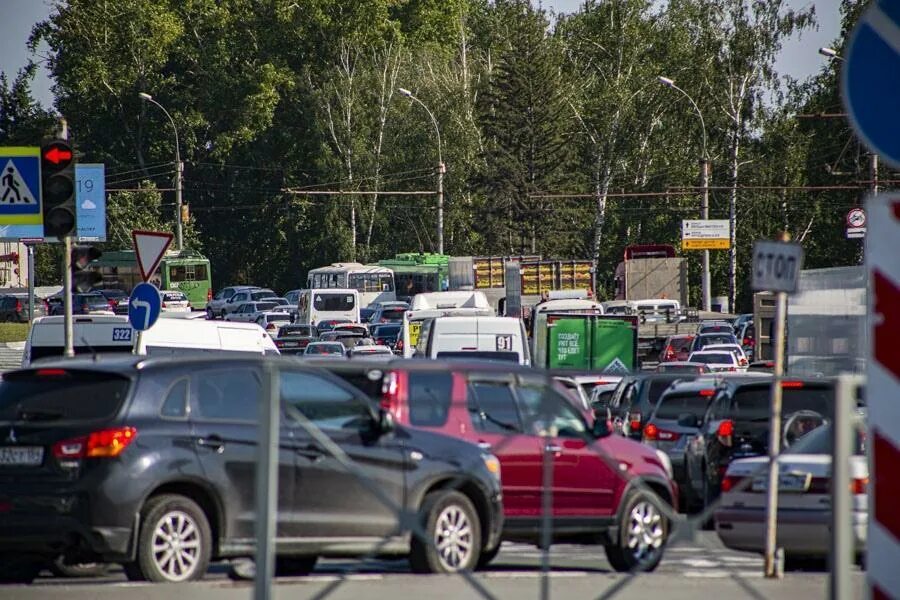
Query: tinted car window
[[313, 293, 355, 311], [517, 386, 588, 438], [468, 382, 522, 434], [280, 325, 316, 337], [281, 371, 369, 430], [697, 334, 738, 347], [0, 371, 130, 423], [732, 385, 833, 421], [408, 372, 453, 427], [194, 369, 260, 421], [305, 343, 345, 355], [161, 379, 189, 418], [372, 324, 401, 338], [692, 353, 734, 364], [378, 308, 406, 321], [654, 392, 711, 420], [251, 290, 277, 301]]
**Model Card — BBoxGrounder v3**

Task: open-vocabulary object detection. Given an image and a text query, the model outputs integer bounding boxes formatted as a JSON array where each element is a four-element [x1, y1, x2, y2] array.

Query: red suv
[[325, 360, 678, 572]]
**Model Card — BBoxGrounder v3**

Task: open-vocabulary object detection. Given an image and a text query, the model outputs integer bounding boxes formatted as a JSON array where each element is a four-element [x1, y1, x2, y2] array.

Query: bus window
[[349, 273, 395, 293], [168, 263, 208, 283]]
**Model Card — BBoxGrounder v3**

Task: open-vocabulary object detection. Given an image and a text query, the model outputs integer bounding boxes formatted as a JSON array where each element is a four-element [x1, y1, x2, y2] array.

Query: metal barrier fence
[[249, 361, 865, 600]]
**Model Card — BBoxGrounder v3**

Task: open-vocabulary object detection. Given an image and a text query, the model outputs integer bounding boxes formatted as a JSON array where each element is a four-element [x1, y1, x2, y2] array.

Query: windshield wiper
[[16, 409, 63, 422]]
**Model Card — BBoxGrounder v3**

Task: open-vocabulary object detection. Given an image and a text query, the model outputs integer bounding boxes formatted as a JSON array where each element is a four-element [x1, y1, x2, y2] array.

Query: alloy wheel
[[625, 500, 665, 564], [149, 509, 202, 581], [433, 504, 473, 571]]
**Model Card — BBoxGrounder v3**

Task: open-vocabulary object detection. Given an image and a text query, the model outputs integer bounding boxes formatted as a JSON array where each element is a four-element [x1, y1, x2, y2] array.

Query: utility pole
[[437, 161, 445, 255], [700, 159, 711, 311], [175, 159, 184, 251], [59, 118, 74, 358]]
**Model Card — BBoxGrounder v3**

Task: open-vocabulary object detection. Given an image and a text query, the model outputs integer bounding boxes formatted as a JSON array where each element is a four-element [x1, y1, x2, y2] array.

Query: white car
[[255, 311, 292, 337], [715, 420, 868, 563], [703, 343, 749, 369], [555, 375, 623, 412], [687, 350, 740, 373], [347, 344, 394, 358], [159, 290, 191, 313], [225, 301, 278, 323]]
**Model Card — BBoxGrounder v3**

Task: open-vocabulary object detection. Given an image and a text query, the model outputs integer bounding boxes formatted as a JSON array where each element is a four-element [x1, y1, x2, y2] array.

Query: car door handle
[[196, 436, 225, 453], [544, 443, 562, 454], [477, 441, 492, 451]]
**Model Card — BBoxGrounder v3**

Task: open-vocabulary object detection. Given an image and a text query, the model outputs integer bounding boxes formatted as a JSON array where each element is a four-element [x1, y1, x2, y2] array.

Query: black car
[[0, 294, 47, 322], [274, 324, 318, 354], [683, 377, 835, 506], [0, 356, 502, 583], [372, 323, 401, 349], [49, 293, 113, 316], [607, 374, 697, 440]]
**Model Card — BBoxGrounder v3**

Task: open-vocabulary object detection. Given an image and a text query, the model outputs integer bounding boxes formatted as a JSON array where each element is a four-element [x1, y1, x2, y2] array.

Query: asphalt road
[[1, 532, 863, 600]]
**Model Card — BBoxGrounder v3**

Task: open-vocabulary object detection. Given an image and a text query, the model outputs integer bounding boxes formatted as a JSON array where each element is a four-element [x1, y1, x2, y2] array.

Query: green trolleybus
[[89, 249, 213, 309]]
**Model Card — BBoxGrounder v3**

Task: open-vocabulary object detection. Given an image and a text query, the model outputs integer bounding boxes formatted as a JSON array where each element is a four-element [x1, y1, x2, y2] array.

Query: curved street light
[[398, 87, 445, 255], [658, 75, 712, 311], [138, 92, 184, 251]]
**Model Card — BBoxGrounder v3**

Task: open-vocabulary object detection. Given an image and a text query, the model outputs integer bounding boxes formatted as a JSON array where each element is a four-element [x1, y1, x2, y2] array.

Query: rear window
[[692, 353, 734, 364], [699, 334, 737, 346], [379, 308, 406, 321], [29, 345, 133, 363], [314, 293, 355, 311], [658, 364, 705, 373], [408, 372, 453, 427], [251, 291, 277, 300], [646, 378, 680, 406], [373, 324, 401, 338], [436, 351, 520, 363], [0, 370, 130, 423], [162, 292, 187, 301], [280, 325, 316, 337], [306, 344, 344, 354], [654, 392, 711, 420], [732, 385, 834, 422], [266, 314, 291, 323], [256, 302, 277, 312]]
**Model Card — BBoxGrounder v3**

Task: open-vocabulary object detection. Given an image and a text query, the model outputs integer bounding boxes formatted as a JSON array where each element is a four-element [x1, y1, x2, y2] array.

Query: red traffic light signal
[[42, 142, 73, 169]]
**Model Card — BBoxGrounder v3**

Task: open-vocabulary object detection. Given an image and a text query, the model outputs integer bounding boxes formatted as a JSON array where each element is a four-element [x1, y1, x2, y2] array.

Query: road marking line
[[682, 570, 764, 578], [484, 571, 589, 579]]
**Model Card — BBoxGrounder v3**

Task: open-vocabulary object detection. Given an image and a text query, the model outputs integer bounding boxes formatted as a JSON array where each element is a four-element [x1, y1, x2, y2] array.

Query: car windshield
[[732, 385, 834, 422], [691, 353, 734, 364], [654, 392, 712, 421]]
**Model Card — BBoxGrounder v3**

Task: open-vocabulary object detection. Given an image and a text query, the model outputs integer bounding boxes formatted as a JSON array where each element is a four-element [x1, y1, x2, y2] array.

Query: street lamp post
[[138, 92, 184, 251], [658, 76, 712, 312], [818, 47, 845, 61], [398, 87, 444, 255]]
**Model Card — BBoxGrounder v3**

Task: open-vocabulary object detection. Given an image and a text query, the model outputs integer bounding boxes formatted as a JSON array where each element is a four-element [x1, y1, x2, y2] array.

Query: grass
[[0, 323, 30, 343]]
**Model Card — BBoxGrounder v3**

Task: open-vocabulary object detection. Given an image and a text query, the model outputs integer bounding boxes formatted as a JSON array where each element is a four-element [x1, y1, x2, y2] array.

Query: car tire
[[605, 489, 668, 573], [275, 555, 318, 577], [206, 308, 214, 320], [49, 556, 110, 578], [410, 490, 481, 574], [126, 494, 212, 583], [475, 543, 501, 570], [0, 554, 43, 583]]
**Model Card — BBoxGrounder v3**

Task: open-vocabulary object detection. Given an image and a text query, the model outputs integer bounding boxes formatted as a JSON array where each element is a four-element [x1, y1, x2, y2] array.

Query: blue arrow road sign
[[843, 0, 900, 169], [128, 282, 162, 332], [0, 147, 41, 225]]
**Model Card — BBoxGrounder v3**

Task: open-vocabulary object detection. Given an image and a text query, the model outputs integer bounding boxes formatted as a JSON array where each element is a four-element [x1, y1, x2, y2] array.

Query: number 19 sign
[[751, 240, 804, 294]]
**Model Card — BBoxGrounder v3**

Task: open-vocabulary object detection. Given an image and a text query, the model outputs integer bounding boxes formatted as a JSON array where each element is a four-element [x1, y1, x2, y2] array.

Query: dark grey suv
[[0, 356, 503, 583]]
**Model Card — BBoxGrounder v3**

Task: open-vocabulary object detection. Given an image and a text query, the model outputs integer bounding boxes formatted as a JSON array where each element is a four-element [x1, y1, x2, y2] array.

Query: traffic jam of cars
[[0, 259, 862, 587]]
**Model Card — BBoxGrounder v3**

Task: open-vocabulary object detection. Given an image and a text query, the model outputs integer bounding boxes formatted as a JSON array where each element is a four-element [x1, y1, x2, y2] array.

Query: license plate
[[282, 342, 298, 347], [0, 446, 44, 466], [751, 472, 811, 493]]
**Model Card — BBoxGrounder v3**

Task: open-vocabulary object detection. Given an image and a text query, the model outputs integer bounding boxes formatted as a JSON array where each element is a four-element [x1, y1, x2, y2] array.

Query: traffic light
[[71, 245, 102, 293], [40, 139, 76, 238]]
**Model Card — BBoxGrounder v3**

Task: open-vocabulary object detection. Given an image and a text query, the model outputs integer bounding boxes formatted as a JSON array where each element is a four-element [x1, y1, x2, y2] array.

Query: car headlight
[[655, 449, 674, 479], [482, 453, 501, 482]]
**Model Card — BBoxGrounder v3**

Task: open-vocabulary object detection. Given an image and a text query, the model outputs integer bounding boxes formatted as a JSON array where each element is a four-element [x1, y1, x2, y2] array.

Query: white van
[[401, 291, 494, 358], [296, 288, 360, 327], [23, 314, 279, 366], [415, 316, 530, 365], [530, 298, 604, 368]]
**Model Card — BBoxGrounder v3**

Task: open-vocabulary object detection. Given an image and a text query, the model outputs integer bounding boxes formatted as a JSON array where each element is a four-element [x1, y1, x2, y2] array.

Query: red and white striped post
[[866, 195, 900, 600]]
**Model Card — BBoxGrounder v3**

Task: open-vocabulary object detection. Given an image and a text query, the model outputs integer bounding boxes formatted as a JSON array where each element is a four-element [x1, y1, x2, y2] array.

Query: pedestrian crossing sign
[[0, 147, 41, 225]]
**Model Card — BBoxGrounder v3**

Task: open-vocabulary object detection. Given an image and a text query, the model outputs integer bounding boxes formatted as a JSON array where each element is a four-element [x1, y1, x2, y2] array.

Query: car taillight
[[851, 476, 869, 495], [726, 367, 737, 372], [643, 423, 659, 441], [629, 413, 642, 432], [266, 323, 277, 331], [782, 381, 804, 388], [739, 358, 748, 366], [275, 340, 284, 348], [699, 389, 715, 397], [380, 371, 400, 411], [108, 299, 117, 309], [52, 427, 137, 460], [207, 288, 213, 301], [717, 419, 734, 437], [15, 300, 22, 313], [161, 302, 167, 308], [721, 475, 741, 492]]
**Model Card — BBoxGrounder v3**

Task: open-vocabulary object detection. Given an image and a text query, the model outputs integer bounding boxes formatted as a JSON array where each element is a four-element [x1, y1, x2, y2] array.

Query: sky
[[0, 0, 841, 110]]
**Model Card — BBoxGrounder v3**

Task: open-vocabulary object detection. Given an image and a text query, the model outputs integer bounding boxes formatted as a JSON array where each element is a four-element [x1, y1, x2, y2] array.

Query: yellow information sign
[[682, 238, 730, 250], [408, 321, 421, 347]]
